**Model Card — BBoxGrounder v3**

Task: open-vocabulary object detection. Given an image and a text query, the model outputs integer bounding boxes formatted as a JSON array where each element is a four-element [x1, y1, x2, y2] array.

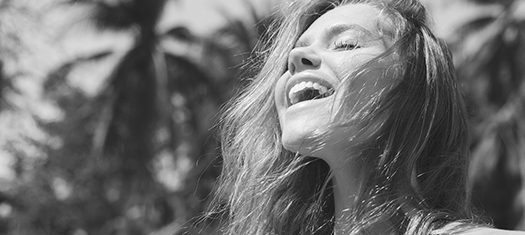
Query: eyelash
[[334, 40, 360, 50]]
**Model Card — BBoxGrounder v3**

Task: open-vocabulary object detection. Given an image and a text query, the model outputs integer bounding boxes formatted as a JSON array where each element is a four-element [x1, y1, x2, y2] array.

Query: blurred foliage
[[0, 0, 523, 234], [1, 0, 268, 234], [451, 0, 525, 229]]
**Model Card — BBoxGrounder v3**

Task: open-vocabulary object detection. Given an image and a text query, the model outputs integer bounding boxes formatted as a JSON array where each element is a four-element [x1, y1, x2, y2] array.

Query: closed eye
[[334, 40, 360, 51]]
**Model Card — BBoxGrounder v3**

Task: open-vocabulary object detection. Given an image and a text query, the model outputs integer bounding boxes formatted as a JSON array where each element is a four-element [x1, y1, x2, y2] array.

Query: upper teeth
[[288, 81, 333, 105]]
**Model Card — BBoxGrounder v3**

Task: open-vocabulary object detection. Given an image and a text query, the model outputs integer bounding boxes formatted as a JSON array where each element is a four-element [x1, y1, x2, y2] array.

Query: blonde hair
[[209, 0, 482, 234]]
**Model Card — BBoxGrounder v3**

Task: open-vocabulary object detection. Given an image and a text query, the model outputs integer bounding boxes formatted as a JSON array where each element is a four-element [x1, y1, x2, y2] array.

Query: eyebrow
[[295, 23, 373, 48], [326, 23, 372, 39]]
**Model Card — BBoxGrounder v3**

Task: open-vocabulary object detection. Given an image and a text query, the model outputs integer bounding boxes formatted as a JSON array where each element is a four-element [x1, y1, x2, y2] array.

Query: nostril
[[301, 58, 313, 66]]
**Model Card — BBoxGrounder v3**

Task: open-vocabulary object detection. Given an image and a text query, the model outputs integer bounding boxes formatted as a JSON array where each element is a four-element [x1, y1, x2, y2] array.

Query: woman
[[208, 0, 525, 234]]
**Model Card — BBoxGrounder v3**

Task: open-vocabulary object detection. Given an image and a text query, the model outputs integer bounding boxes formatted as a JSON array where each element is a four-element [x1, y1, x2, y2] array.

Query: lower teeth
[[292, 89, 333, 104]]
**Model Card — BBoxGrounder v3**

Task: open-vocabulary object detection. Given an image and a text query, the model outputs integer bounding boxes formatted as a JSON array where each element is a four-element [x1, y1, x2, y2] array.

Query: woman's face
[[274, 3, 394, 159]]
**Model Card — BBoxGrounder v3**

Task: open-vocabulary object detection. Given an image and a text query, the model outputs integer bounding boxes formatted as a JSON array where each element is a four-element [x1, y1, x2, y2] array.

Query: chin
[[279, 114, 330, 155], [281, 131, 320, 156], [280, 125, 350, 160], [280, 117, 372, 164]]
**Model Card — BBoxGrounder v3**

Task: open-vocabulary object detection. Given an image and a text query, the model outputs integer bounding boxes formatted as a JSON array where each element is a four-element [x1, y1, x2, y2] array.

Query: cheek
[[331, 53, 380, 80], [348, 72, 391, 113], [333, 65, 394, 123], [275, 72, 291, 110]]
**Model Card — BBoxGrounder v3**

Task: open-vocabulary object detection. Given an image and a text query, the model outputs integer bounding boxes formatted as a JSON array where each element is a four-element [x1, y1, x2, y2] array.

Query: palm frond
[[64, 0, 167, 32], [453, 0, 525, 229]]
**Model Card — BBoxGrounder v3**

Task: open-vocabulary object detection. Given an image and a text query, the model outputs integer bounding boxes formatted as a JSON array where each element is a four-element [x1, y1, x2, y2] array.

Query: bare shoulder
[[457, 228, 525, 235]]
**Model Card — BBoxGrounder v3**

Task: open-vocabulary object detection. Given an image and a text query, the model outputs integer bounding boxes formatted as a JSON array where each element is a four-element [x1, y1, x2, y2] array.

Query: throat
[[330, 167, 393, 235], [329, 161, 362, 234]]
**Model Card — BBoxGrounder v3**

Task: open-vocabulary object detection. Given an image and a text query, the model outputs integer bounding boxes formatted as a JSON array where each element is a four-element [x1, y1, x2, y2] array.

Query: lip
[[285, 72, 338, 107]]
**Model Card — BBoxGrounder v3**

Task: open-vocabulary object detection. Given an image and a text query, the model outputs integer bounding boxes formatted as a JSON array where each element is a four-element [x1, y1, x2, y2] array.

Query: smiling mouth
[[288, 81, 335, 105]]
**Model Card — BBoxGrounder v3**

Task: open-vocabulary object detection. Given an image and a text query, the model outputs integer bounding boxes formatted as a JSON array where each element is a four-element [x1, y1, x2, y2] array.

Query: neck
[[329, 160, 360, 235], [326, 156, 392, 235]]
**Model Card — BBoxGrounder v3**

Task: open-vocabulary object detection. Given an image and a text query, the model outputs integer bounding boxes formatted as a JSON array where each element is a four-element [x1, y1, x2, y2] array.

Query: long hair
[[208, 0, 483, 234]]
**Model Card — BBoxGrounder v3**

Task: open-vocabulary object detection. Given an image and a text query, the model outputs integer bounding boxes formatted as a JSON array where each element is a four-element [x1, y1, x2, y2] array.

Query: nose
[[287, 47, 321, 74]]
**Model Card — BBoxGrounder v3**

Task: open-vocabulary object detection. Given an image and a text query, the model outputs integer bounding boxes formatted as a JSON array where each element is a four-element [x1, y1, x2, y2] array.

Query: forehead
[[300, 4, 382, 39]]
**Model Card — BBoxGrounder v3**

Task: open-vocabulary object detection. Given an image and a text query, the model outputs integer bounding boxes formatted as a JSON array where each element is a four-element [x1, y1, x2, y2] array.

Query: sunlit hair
[[209, 0, 483, 234]]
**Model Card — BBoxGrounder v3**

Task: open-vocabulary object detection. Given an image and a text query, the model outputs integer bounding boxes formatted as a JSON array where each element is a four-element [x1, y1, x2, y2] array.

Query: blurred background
[[0, 0, 523, 234]]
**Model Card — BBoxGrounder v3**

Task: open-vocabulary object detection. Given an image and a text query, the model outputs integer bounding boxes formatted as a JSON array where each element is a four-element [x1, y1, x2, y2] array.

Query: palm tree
[[428, 0, 525, 230], [3, 0, 276, 234]]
